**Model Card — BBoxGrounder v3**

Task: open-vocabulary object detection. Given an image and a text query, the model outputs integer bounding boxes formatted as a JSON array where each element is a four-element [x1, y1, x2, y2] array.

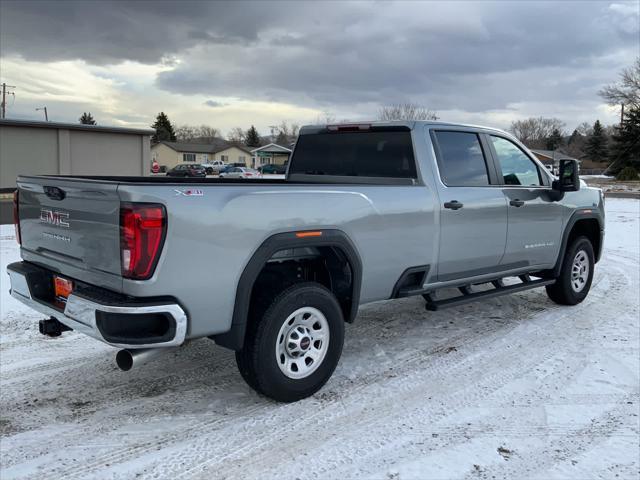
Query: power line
[[1, 83, 16, 119]]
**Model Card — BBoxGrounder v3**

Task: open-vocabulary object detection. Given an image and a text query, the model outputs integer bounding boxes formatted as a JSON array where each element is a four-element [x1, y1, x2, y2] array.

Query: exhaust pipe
[[116, 348, 172, 371]]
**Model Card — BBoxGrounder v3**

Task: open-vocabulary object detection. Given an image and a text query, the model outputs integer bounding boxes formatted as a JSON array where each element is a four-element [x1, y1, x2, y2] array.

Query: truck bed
[[22, 174, 292, 185]]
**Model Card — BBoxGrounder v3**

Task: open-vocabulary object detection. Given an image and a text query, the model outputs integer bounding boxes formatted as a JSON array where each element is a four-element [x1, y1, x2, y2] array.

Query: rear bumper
[[7, 261, 187, 349]]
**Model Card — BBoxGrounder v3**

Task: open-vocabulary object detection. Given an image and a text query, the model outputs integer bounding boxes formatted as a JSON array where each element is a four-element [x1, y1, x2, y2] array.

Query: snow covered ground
[[1, 199, 638, 480]]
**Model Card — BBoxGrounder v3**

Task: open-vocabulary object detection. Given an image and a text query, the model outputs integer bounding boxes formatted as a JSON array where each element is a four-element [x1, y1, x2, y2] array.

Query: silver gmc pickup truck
[[7, 121, 604, 402]]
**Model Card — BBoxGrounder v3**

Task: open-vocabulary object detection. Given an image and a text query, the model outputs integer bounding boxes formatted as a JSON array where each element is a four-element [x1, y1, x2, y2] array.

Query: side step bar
[[423, 277, 555, 311]]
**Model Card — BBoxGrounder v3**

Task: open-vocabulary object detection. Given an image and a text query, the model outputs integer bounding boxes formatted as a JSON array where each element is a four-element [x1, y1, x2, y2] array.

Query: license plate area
[[54, 276, 74, 303]]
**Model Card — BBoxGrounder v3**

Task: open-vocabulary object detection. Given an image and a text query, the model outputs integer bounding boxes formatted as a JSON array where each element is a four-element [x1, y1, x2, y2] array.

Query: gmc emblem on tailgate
[[40, 208, 70, 228]]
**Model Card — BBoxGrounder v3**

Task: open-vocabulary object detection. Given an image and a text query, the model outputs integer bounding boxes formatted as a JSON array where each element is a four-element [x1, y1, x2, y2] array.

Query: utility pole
[[36, 106, 48, 121], [1, 83, 16, 119], [621, 103, 625, 126]]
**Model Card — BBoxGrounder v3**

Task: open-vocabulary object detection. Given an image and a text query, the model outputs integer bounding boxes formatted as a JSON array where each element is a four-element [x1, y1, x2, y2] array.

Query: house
[[151, 140, 252, 169], [250, 143, 292, 169]]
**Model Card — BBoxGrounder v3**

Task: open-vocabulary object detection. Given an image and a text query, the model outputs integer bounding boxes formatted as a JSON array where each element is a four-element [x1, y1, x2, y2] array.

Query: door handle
[[510, 199, 525, 207], [444, 200, 464, 210]]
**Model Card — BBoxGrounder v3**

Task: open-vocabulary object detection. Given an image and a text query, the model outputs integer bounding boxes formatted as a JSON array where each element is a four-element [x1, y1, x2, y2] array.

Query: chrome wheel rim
[[571, 250, 589, 293], [276, 307, 330, 379]]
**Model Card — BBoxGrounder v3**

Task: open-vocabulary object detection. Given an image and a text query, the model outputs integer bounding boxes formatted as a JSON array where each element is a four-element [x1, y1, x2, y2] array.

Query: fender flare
[[213, 229, 362, 351], [552, 209, 604, 277]]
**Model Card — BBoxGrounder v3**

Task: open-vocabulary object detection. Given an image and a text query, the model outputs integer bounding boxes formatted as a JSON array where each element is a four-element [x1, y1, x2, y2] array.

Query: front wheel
[[235, 282, 345, 402], [546, 236, 595, 305]]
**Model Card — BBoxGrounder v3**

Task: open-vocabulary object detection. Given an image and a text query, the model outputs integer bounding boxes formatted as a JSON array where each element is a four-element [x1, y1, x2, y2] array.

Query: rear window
[[433, 131, 490, 187], [289, 130, 417, 179]]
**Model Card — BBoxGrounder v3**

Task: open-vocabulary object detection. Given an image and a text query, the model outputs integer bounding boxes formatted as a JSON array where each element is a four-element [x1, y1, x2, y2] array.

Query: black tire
[[235, 282, 345, 402], [546, 236, 595, 305]]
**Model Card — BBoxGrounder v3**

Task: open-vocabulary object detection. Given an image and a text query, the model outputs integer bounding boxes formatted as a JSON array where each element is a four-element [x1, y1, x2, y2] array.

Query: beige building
[[0, 119, 153, 190], [152, 141, 252, 169], [250, 143, 292, 169]]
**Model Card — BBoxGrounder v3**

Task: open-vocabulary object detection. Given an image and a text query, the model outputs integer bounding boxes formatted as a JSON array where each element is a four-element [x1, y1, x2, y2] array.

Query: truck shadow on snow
[[0, 288, 558, 437]]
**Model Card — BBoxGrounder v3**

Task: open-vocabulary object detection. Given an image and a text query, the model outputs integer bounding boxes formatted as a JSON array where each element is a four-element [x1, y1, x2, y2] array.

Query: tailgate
[[17, 177, 123, 291]]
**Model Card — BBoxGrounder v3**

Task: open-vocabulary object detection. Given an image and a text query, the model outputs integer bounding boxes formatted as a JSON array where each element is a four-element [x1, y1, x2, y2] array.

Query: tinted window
[[434, 131, 489, 186], [289, 130, 416, 178], [490, 136, 541, 186]]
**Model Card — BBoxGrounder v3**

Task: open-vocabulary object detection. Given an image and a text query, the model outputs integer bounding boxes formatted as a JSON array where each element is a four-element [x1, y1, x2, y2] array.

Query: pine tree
[[79, 112, 96, 125], [546, 128, 564, 150], [585, 120, 608, 162], [245, 125, 261, 147], [608, 106, 640, 173], [151, 112, 177, 143], [567, 129, 580, 145]]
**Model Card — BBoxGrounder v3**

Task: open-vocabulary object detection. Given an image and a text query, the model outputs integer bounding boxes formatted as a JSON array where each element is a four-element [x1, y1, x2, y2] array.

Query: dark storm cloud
[[0, 0, 275, 64], [203, 100, 226, 108], [1, 0, 637, 113], [153, 1, 638, 112]]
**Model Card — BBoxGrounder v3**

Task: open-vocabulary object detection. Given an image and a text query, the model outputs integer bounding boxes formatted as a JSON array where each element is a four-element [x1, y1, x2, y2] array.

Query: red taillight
[[13, 190, 21, 245], [120, 203, 166, 280]]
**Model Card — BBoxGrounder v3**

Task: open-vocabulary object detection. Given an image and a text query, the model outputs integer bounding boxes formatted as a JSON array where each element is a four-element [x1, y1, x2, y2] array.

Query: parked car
[[219, 167, 260, 178], [258, 163, 286, 174], [8, 121, 604, 403], [218, 163, 245, 175], [201, 160, 226, 175], [166, 164, 207, 178]]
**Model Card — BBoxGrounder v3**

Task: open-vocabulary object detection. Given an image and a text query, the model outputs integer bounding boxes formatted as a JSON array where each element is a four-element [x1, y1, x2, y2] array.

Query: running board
[[423, 278, 555, 311]]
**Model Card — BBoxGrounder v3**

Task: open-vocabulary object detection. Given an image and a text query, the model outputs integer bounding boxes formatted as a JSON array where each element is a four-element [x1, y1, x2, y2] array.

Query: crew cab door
[[486, 135, 563, 267], [430, 130, 508, 281]]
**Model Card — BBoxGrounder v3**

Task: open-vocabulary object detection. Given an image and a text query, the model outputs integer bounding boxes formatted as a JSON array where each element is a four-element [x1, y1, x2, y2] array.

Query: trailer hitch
[[38, 317, 72, 337]]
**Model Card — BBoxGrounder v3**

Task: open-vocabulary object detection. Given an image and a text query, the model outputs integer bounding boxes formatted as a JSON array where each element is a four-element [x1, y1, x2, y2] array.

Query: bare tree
[[575, 121, 593, 136], [598, 58, 640, 109], [314, 112, 337, 124], [378, 103, 438, 121], [509, 117, 566, 149], [175, 124, 220, 143], [175, 125, 198, 142], [227, 127, 246, 144], [197, 125, 219, 139], [272, 121, 300, 145]]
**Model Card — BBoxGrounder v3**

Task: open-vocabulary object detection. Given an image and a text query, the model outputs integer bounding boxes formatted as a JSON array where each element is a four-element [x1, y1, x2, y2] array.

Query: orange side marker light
[[295, 231, 323, 238]]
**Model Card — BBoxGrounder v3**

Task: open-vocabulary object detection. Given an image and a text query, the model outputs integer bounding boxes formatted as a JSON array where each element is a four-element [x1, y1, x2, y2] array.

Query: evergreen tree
[[585, 120, 608, 162], [567, 129, 580, 145], [608, 106, 640, 173], [79, 112, 96, 125], [245, 125, 261, 147], [151, 112, 176, 143], [546, 128, 564, 150]]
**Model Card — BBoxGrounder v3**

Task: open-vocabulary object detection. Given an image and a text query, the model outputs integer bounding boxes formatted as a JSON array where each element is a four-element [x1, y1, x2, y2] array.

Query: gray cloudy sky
[[0, 0, 638, 135]]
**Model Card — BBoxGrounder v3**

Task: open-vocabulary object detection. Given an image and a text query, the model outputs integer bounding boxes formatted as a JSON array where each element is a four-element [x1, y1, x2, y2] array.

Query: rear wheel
[[546, 236, 594, 305], [235, 282, 344, 402]]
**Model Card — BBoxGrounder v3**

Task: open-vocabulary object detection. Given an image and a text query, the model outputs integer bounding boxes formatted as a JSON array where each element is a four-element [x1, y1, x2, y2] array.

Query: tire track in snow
[[30, 294, 549, 480]]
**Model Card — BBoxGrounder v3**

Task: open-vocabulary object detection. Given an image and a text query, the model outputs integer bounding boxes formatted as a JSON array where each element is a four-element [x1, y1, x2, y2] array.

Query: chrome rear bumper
[[7, 262, 187, 349]]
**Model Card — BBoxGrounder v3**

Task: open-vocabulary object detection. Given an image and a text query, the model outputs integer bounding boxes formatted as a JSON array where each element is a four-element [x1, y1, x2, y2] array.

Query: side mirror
[[552, 159, 580, 192]]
